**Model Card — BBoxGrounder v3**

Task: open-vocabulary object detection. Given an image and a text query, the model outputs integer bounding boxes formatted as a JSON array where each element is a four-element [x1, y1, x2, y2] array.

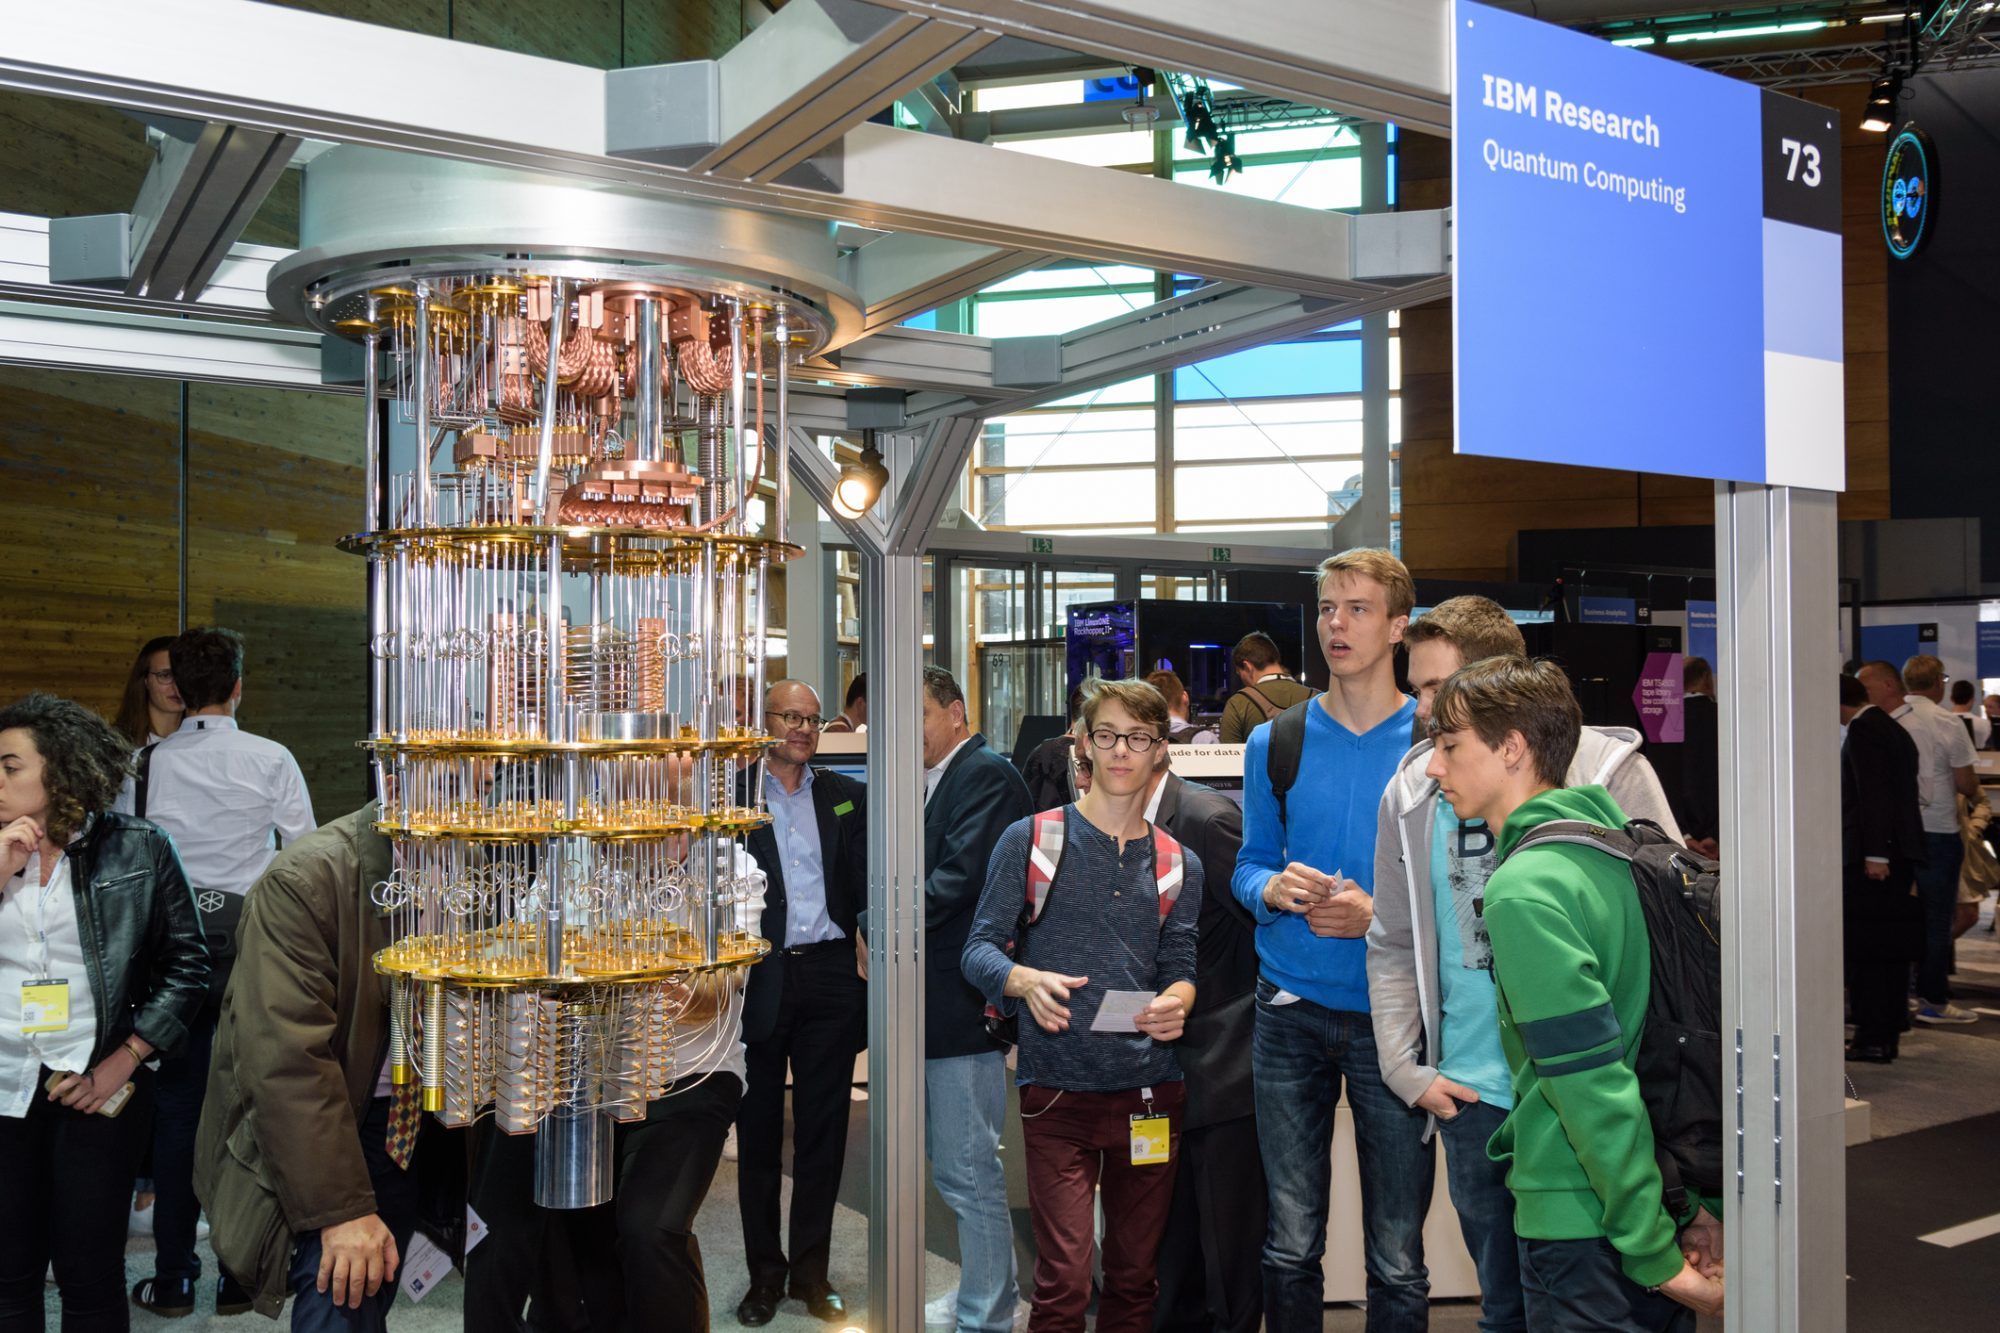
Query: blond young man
[[1367, 597, 1682, 1332], [1227, 549, 1432, 1333]]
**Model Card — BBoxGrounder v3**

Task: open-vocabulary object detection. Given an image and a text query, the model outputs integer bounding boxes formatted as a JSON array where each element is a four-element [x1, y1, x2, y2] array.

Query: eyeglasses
[[146, 670, 176, 683], [1086, 728, 1161, 753], [766, 709, 826, 731]]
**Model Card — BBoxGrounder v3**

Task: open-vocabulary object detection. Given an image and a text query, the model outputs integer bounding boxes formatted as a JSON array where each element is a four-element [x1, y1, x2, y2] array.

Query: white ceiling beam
[[0, 298, 325, 388], [0, 0, 1385, 299], [0, 211, 282, 321], [864, 0, 1452, 136]]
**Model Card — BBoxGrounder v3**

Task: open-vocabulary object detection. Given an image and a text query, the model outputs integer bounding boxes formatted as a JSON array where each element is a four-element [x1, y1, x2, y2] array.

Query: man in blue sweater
[[1230, 548, 1434, 1333]]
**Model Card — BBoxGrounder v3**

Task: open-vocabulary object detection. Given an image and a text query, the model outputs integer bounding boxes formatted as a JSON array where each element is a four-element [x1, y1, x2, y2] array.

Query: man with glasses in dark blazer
[[734, 680, 868, 1326]]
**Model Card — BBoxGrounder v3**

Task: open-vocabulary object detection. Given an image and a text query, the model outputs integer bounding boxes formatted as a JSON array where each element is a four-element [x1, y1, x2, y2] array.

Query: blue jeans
[[1436, 1100, 1525, 1333], [1252, 982, 1433, 1333], [925, 1051, 1018, 1333], [1914, 831, 1964, 1003], [287, 1099, 420, 1333], [1518, 1237, 1692, 1332]]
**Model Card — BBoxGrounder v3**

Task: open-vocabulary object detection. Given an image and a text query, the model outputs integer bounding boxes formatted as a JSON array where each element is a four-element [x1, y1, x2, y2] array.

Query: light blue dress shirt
[[764, 766, 842, 946]]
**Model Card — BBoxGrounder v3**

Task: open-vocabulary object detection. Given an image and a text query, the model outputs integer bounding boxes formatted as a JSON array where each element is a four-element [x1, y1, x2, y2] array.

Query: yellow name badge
[[1129, 1114, 1170, 1166], [21, 978, 70, 1035]]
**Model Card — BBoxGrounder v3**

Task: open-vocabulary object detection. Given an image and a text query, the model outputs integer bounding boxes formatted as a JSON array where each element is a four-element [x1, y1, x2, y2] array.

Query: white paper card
[[464, 1204, 488, 1255], [399, 1231, 453, 1303], [1089, 989, 1154, 1034]]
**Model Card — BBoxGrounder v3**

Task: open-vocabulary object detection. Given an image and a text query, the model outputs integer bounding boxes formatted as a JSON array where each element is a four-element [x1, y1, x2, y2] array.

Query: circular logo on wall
[[1881, 125, 1938, 259]]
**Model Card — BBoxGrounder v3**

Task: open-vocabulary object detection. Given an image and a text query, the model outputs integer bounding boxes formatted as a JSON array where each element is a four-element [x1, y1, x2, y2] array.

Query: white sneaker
[[722, 1125, 738, 1162], [1012, 1299, 1032, 1331], [924, 1290, 958, 1327], [129, 1200, 155, 1237], [1914, 1002, 1979, 1025]]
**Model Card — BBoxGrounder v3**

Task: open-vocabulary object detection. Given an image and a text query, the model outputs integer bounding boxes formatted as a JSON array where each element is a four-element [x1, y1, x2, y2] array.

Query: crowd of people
[[1, 546, 1781, 1333]]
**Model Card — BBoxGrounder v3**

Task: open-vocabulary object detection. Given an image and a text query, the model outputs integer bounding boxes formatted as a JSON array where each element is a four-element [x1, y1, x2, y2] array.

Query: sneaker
[[131, 1277, 195, 1318], [1915, 1002, 1979, 1025], [924, 1290, 958, 1327], [217, 1273, 254, 1317], [722, 1124, 738, 1162], [128, 1198, 155, 1237]]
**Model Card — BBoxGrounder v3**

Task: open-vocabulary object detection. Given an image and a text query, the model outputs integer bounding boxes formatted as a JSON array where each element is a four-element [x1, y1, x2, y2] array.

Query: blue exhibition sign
[[1686, 600, 1718, 665], [1978, 622, 2000, 680], [1580, 596, 1637, 625], [1453, 1, 1845, 492]]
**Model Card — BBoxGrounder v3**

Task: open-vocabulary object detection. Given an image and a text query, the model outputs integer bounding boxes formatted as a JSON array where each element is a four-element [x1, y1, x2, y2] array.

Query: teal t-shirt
[[1429, 799, 1514, 1110]]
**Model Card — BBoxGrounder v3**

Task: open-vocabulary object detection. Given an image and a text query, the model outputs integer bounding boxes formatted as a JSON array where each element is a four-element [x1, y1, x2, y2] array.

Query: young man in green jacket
[[1423, 656, 1724, 1331]]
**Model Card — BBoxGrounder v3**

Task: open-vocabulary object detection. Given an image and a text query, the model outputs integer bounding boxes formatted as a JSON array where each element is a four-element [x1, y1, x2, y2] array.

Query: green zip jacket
[[1484, 784, 1686, 1290]]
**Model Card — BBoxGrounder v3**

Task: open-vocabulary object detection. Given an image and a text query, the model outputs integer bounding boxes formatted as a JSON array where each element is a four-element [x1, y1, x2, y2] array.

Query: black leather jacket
[[64, 811, 210, 1065]]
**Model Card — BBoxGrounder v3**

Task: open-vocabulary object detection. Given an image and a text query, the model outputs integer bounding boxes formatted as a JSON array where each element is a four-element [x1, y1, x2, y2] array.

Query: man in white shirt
[[1949, 679, 1992, 749], [127, 626, 316, 1317], [1889, 655, 1982, 1026]]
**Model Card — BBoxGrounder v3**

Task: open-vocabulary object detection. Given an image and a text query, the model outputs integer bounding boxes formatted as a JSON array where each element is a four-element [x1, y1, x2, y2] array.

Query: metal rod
[[534, 278, 568, 525], [728, 299, 747, 536], [774, 308, 790, 543], [362, 308, 381, 534], [636, 296, 660, 465], [414, 283, 433, 528]]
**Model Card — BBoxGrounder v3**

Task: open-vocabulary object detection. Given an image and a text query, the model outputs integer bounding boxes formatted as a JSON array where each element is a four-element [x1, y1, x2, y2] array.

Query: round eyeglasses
[[1086, 728, 1161, 753]]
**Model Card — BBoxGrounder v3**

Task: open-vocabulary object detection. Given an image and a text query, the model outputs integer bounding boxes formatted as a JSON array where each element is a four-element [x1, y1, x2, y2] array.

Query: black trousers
[[1844, 861, 1921, 1049], [150, 1003, 217, 1283], [465, 1072, 743, 1333], [0, 1064, 150, 1333], [737, 944, 866, 1294], [1152, 1112, 1266, 1333]]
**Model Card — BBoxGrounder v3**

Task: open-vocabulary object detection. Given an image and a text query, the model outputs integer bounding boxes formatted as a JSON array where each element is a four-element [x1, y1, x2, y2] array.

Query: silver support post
[[729, 299, 748, 535], [863, 544, 927, 1333], [1715, 481, 1844, 1333], [363, 301, 385, 739], [534, 279, 568, 524], [635, 296, 661, 464], [412, 283, 432, 527], [774, 309, 791, 543], [699, 540, 719, 965]]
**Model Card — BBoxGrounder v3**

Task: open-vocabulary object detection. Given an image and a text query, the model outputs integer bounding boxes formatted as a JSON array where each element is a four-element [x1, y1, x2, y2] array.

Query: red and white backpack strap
[[1151, 826, 1185, 922], [1025, 808, 1067, 924]]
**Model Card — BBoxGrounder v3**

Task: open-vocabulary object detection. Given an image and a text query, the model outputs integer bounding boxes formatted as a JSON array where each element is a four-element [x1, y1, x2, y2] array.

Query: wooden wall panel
[[1397, 82, 1893, 582], [0, 368, 181, 717], [186, 385, 368, 819]]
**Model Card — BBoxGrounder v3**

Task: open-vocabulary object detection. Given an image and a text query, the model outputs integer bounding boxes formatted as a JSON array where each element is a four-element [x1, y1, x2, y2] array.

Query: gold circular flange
[[364, 734, 777, 758], [377, 811, 771, 842], [338, 525, 802, 564], [372, 930, 768, 986]]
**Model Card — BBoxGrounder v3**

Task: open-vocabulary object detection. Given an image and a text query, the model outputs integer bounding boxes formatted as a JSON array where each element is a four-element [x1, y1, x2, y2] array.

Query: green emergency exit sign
[[1210, 547, 1233, 563], [1029, 536, 1055, 555]]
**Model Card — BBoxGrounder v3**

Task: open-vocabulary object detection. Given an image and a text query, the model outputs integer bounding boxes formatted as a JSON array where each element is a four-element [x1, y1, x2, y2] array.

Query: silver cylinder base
[[533, 1108, 616, 1210]]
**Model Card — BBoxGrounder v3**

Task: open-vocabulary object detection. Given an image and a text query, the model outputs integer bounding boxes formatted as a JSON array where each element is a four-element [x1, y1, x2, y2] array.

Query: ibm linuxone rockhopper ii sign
[[1452, 0, 1845, 492]]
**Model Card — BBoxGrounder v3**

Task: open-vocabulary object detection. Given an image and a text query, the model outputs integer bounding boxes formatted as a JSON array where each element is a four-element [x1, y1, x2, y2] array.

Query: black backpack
[[1265, 699, 1316, 831], [1506, 818, 1724, 1224]]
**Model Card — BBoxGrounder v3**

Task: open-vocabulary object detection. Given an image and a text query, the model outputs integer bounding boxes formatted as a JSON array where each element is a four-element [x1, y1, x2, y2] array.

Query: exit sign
[[1210, 547, 1233, 563], [1029, 536, 1055, 555]]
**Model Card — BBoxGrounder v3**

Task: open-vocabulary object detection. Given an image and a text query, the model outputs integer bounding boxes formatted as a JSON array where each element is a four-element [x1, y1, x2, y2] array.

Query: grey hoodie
[[1363, 726, 1684, 1129]]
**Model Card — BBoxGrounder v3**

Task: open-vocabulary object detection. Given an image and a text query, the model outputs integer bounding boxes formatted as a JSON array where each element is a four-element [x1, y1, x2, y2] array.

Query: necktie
[[385, 1079, 421, 1170]]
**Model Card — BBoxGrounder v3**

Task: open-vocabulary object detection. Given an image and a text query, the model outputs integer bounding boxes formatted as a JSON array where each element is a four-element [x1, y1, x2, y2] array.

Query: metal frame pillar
[[1714, 481, 1845, 1333]]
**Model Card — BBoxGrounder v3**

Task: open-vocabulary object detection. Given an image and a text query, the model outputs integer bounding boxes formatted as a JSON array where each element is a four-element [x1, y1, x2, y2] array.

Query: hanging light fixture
[[832, 433, 890, 518], [1860, 71, 1902, 133]]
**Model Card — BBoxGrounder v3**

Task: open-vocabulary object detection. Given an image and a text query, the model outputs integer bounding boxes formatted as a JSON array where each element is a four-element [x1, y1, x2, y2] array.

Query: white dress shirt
[[115, 715, 315, 896], [1898, 695, 1979, 835], [924, 736, 975, 804], [1, 850, 98, 1117]]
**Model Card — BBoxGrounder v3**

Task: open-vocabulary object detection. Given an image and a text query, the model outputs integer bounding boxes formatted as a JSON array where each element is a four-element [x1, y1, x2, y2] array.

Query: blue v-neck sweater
[[1230, 695, 1418, 1013]]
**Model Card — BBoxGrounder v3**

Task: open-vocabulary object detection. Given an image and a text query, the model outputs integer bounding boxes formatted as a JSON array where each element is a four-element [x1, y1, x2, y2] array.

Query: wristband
[[121, 1036, 147, 1065]]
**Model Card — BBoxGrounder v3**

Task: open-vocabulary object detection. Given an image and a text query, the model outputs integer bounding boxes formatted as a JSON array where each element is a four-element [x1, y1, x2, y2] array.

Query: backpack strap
[[134, 741, 160, 821], [1242, 685, 1280, 721], [1024, 808, 1067, 924], [1151, 826, 1185, 922], [1265, 700, 1312, 833], [1505, 818, 1641, 864]]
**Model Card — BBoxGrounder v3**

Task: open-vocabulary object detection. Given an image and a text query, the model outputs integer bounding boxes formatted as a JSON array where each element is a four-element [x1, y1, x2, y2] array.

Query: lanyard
[[14, 849, 67, 977]]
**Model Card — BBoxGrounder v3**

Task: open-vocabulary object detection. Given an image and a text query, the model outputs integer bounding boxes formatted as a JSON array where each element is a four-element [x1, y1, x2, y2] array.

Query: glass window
[[982, 405, 1156, 468], [1174, 399, 1363, 462], [974, 292, 1146, 337], [981, 467, 1156, 530], [1173, 459, 1359, 525], [1039, 567, 1117, 638], [1143, 574, 1212, 600], [1174, 340, 1363, 401]]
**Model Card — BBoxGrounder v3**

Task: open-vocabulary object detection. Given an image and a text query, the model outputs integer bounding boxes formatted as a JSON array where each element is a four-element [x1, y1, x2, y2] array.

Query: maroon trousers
[[1018, 1081, 1185, 1333]]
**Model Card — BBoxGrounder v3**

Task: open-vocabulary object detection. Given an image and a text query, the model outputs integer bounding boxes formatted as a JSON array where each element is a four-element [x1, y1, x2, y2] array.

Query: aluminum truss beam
[[0, 212, 280, 321], [0, 298, 324, 388], [0, 0, 1381, 301], [861, 0, 1453, 136], [803, 325, 1004, 398], [1684, 35, 2000, 87], [840, 233, 1042, 338], [686, 0, 992, 185], [121, 120, 299, 301]]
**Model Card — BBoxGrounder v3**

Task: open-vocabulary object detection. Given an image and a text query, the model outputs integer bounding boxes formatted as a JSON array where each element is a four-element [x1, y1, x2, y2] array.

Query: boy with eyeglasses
[[964, 678, 1202, 1332]]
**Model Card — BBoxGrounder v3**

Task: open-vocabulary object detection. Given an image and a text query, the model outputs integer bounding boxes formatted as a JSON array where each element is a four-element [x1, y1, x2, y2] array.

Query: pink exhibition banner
[[1633, 651, 1685, 746]]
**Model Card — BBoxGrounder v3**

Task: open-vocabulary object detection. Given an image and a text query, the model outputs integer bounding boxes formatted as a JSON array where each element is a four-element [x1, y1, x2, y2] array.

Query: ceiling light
[[1859, 10, 1917, 22], [832, 437, 889, 519], [1664, 19, 1827, 43], [1860, 72, 1902, 132], [1611, 35, 1656, 47]]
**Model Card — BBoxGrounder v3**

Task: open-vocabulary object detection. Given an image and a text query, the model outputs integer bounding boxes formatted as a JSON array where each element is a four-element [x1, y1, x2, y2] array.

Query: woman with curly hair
[[111, 637, 184, 748], [0, 693, 208, 1330]]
